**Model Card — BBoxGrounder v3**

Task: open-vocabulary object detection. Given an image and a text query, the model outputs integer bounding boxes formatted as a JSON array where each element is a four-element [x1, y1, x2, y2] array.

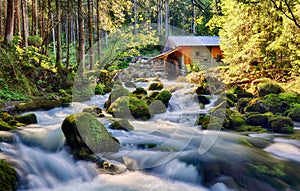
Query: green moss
[[155, 90, 172, 107], [269, 116, 294, 134], [286, 104, 300, 121], [245, 113, 270, 128], [14, 113, 37, 125], [278, 92, 300, 103], [236, 98, 252, 113], [15, 99, 62, 111], [107, 96, 151, 120], [0, 160, 17, 191], [195, 115, 210, 129], [226, 109, 246, 128], [148, 82, 164, 90], [247, 163, 285, 177], [131, 87, 147, 99], [232, 86, 253, 99], [105, 86, 130, 109], [257, 80, 284, 97], [61, 112, 120, 159], [235, 125, 267, 133], [0, 120, 16, 131]]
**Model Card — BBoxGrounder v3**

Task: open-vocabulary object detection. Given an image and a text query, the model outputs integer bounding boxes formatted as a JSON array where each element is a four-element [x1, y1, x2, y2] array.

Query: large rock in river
[[61, 112, 120, 159]]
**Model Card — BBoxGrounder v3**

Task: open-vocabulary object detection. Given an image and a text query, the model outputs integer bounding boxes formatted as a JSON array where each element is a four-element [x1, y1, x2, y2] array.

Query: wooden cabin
[[152, 36, 223, 76]]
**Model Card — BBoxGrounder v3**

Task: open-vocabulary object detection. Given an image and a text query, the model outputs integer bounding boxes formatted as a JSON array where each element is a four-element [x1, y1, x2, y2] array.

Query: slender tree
[[96, 0, 102, 60], [66, 0, 71, 69], [21, 0, 29, 47], [14, 0, 21, 36], [0, 0, 2, 35], [55, 0, 61, 69], [77, 0, 85, 73], [87, 0, 94, 70], [5, 0, 14, 44]]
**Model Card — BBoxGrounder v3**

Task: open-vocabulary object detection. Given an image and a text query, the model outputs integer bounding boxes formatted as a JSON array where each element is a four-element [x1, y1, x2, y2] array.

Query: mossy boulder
[[244, 98, 267, 113], [233, 86, 253, 99], [110, 119, 134, 131], [236, 98, 252, 114], [83, 106, 104, 117], [195, 115, 210, 129], [195, 84, 210, 95], [278, 92, 300, 103], [268, 116, 294, 134], [149, 91, 160, 98], [245, 112, 274, 129], [219, 92, 238, 103], [286, 105, 300, 121], [107, 96, 151, 120], [149, 100, 167, 114], [257, 81, 284, 97], [14, 113, 37, 125], [262, 94, 290, 113], [14, 99, 62, 111], [235, 125, 267, 133], [0, 160, 17, 191], [148, 82, 164, 90], [131, 87, 147, 98], [198, 95, 210, 105], [226, 109, 246, 129], [61, 112, 120, 159], [0, 120, 16, 131], [155, 90, 172, 107], [104, 86, 130, 109]]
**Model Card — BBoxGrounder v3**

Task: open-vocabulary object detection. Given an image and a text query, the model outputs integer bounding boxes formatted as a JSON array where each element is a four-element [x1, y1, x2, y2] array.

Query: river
[[1, 78, 300, 191]]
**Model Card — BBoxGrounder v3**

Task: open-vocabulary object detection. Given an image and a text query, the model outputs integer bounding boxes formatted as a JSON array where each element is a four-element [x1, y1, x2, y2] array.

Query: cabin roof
[[167, 36, 220, 47]]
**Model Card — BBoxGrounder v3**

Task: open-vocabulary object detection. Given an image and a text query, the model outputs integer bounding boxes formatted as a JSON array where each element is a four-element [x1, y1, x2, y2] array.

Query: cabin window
[[195, 52, 201, 57]]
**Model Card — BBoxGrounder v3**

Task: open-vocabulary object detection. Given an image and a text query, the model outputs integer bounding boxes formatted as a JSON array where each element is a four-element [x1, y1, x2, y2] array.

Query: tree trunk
[[77, 0, 85, 73], [134, 0, 138, 34], [88, 0, 94, 70], [191, 0, 196, 34], [66, 0, 71, 70], [31, 0, 38, 36], [0, 0, 2, 35], [96, 0, 101, 61], [55, 0, 61, 69], [14, 0, 21, 36], [5, 0, 14, 44], [21, 0, 29, 47], [165, 0, 169, 38]]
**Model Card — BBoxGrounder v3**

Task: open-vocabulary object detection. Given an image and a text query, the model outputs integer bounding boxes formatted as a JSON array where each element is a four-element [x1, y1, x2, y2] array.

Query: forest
[[1, 0, 300, 191]]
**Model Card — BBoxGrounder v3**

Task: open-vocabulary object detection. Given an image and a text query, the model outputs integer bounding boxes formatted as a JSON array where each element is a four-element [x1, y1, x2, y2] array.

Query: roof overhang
[[151, 47, 181, 60]]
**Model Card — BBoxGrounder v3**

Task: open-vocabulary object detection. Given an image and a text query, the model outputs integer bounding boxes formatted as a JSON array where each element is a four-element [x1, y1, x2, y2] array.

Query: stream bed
[[1, 79, 300, 191]]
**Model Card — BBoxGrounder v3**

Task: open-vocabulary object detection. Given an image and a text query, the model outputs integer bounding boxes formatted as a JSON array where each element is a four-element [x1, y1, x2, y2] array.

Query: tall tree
[[55, 0, 61, 69], [96, 0, 102, 60], [66, 0, 71, 69], [5, 0, 14, 44], [21, 0, 29, 47], [77, 0, 85, 73], [31, 0, 38, 36], [87, 0, 94, 70], [0, 0, 2, 35], [14, 0, 21, 36]]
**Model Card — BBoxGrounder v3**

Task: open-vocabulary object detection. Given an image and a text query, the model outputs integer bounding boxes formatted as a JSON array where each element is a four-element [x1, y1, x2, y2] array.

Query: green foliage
[[0, 160, 17, 191], [211, 0, 300, 81]]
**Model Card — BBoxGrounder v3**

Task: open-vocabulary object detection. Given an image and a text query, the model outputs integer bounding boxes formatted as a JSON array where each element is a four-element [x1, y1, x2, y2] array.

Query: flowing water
[[1, 79, 300, 191]]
